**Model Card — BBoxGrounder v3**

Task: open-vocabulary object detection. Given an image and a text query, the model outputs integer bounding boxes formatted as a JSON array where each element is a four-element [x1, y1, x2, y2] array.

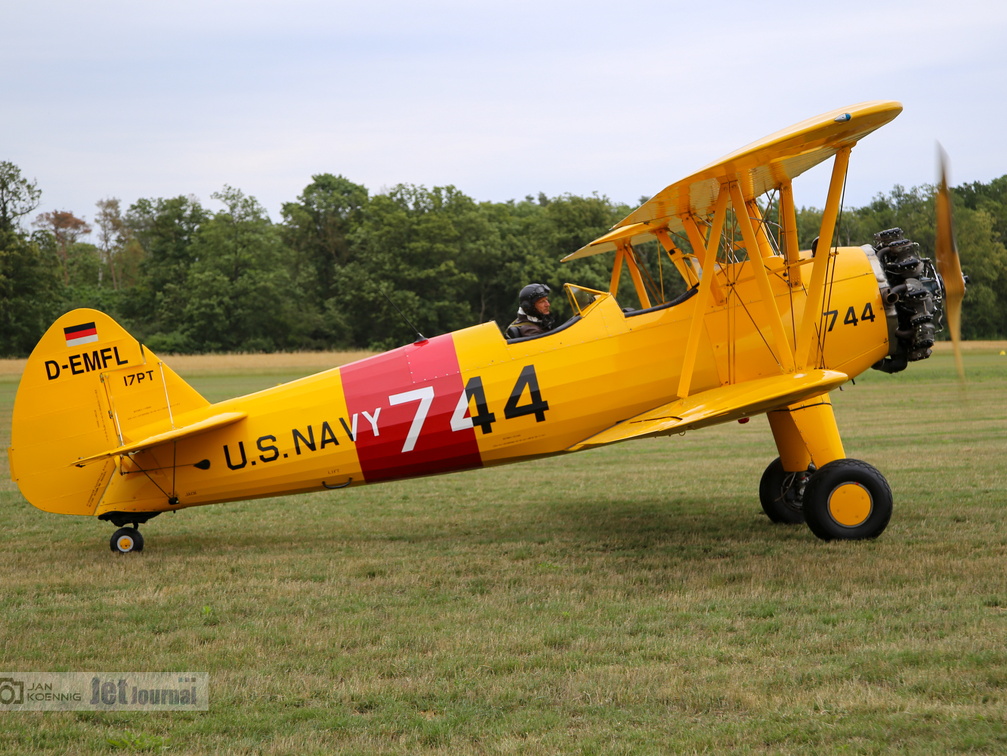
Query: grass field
[[1, 344, 1006, 754]]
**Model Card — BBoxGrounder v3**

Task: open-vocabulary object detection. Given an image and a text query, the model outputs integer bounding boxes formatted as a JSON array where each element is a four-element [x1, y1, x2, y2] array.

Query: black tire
[[803, 459, 892, 541], [759, 457, 813, 524], [110, 527, 144, 553]]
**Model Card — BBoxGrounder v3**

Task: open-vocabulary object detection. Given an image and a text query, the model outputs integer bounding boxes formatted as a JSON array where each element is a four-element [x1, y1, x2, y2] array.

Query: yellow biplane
[[8, 100, 966, 552]]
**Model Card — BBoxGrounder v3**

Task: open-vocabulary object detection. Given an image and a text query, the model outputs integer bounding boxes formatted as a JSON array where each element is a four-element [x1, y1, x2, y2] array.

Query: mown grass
[[1, 344, 1006, 754]]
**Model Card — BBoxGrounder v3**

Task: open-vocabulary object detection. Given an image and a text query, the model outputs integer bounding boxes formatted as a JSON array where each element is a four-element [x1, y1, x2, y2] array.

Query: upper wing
[[564, 101, 902, 261], [567, 370, 848, 451]]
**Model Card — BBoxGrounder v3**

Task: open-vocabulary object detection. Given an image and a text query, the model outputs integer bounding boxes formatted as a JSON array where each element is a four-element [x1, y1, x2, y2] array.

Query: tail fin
[[8, 309, 208, 516]]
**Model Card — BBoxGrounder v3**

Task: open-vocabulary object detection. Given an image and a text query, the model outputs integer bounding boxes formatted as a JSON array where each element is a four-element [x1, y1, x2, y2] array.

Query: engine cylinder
[[870, 228, 945, 372]]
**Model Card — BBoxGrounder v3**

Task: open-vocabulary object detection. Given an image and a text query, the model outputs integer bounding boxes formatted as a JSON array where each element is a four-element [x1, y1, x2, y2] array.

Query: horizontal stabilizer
[[74, 412, 247, 467], [568, 370, 848, 451]]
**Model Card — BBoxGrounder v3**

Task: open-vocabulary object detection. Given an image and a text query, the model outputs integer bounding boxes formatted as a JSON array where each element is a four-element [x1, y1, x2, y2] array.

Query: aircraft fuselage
[[87, 245, 889, 518]]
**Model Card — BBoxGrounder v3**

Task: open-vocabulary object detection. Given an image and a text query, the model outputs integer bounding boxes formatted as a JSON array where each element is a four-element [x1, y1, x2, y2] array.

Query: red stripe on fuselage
[[340, 334, 483, 482]]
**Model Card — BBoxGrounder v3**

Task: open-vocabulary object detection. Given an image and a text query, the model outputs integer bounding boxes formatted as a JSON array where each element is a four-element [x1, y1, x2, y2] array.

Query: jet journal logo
[[0, 673, 208, 711]]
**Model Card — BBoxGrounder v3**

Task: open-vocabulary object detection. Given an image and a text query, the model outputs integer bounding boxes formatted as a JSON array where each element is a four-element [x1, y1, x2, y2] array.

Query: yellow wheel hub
[[117, 536, 134, 551], [827, 483, 872, 527]]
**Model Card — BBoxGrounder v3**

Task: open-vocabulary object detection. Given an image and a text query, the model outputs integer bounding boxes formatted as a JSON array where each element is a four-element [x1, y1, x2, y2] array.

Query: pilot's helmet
[[519, 283, 550, 312]]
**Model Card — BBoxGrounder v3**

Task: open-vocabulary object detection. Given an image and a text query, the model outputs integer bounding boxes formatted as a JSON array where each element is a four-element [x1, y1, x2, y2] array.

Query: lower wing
[[568, 370, 848, 451]]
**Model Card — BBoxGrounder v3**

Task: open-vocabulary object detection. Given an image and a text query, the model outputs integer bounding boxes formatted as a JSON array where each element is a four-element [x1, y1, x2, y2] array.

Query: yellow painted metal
[[779, 180, 801, 286], [8, 103, 906, 528], [565, 101, 901, 266], [609, 247, 625, 295], [571, 370, 847, 451], [682, 185, 729, 304], [75, 412, 247, 466], [828, 483, 873, 526], [765, 408, 812, 472], [767, 394, 846, 469], [94, 361, 361, 514], [9, 240, 886, 521], [728, 180, 795, 373], [677, 182, 739, 398], [6, 310, 200, 516], [451, 293, 706, 465], [563, 222, 655, 261], [621, 243, 652, 309], [652, 228, 699, 288], [613, 101, 901, 236], [795, 146, 851, 370], [677, 232, 717, 398]]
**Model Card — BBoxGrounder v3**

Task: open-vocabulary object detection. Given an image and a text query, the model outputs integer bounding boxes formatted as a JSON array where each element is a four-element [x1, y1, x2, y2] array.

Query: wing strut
[[609, 243, 654, 308], [609, 246, 625, 295], [779, 180, 802, 286], [652, 229, 700, 288], [794, 146, 852, 370], [728, 181, 795, 373], [677, 185, 731, 398], [681, 195, 728, 306]]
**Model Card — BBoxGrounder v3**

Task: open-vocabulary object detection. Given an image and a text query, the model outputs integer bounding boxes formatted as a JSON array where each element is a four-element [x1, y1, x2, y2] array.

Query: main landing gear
[[759, 457, 893, 540]]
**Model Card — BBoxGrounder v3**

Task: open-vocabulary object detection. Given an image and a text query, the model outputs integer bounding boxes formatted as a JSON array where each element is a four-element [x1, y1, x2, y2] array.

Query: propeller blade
[[935, 145, 966, 379]]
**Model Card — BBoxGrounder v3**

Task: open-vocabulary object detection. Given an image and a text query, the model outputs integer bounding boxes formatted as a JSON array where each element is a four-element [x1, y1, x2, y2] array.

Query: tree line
[[1, 160, 1005, 357]]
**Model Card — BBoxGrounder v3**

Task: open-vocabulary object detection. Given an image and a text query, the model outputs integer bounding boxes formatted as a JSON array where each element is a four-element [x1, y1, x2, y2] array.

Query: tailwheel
[[759, 457, 814, 524], [803, 459, 893, 541], [110, 527, 144, 554]]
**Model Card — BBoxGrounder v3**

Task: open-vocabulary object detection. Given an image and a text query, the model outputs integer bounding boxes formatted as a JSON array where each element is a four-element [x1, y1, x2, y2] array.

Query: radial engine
[[868, 227, 947, 374]]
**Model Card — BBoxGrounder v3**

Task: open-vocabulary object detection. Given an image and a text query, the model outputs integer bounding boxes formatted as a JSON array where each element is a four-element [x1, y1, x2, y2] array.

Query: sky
[[5, 0, 1006, 231]]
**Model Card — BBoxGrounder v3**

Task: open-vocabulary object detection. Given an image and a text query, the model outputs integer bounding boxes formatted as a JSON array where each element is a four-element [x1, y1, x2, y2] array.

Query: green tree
[[0, 161, 41, 234], [336, 184, 482, 348], [956, 175, 1007, 246], [0, 229, 64, 356], [465, 198, 547, 327], [281, 174, 368, 300], [513, 193, 637, 314], [175, 187, 308, 352], [953, 206, 1007, 339], [122, 195, 208, 340]]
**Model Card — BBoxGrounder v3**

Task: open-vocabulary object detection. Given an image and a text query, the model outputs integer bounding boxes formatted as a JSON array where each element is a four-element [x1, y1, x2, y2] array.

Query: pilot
[[507, 283, 555, 338]]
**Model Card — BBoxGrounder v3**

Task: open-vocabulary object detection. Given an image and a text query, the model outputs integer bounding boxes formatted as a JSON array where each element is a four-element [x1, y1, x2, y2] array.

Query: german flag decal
[[64, 322, 99, 347]]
